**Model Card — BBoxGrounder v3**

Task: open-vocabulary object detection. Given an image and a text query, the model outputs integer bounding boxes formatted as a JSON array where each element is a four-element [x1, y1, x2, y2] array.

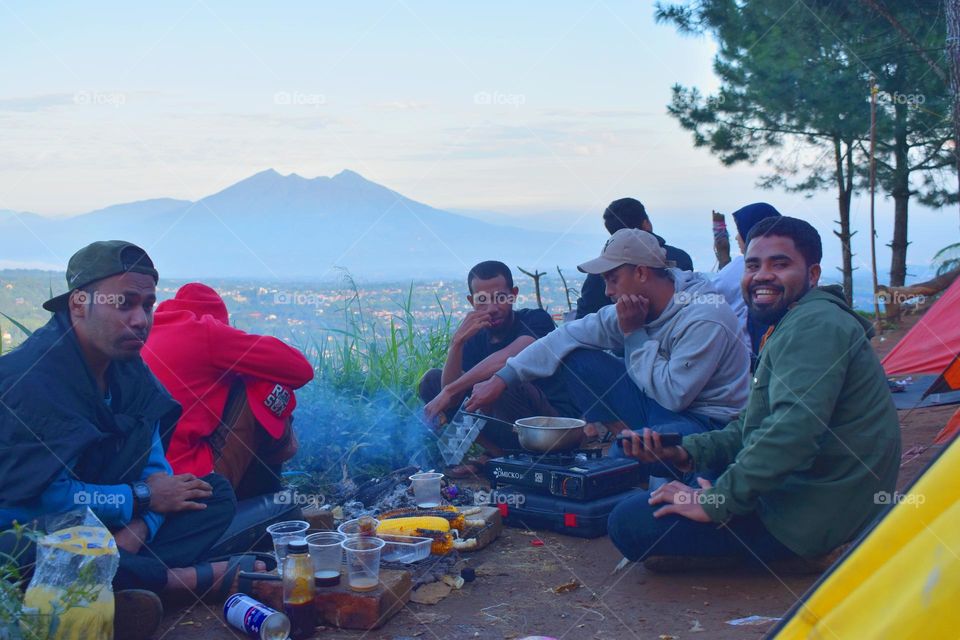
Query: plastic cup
[[341, 537, 385, 592], [266, 520, 309, 576], [305, 531, 345, 586], [336, 516, 380, 539], [409, 472, 444, 508]]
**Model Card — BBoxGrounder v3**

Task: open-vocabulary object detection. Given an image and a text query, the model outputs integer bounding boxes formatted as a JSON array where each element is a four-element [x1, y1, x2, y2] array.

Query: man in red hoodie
[[142, 283, 314, 498]]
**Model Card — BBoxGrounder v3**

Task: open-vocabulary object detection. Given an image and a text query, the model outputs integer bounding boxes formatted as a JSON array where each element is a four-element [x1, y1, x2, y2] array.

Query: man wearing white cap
[[468, 229, 749, 475]]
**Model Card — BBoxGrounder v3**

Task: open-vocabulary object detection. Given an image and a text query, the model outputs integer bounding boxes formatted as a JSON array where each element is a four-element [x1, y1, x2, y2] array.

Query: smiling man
[[608, 217, 901, 565], [421, 261, 576, 476], [468, 230, 749, 476], [0, 242, 246, 640]]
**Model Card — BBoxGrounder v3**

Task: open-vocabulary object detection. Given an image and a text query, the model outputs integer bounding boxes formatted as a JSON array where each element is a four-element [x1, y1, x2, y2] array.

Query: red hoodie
[[142, 283, 314, 476]]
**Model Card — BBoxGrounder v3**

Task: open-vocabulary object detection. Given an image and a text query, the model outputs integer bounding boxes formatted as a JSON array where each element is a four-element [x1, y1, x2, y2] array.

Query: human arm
[[495, 306, 624, 388], [425, 334, 534, 420], [622, 319, 735, 413], [439, 309, 493, 388], [207, 320, 314, 388], [695, 320, 850, 523]]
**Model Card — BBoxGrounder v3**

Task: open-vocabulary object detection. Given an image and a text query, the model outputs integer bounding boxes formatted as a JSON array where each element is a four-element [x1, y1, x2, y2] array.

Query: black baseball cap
[[43, 241, 159, 312]]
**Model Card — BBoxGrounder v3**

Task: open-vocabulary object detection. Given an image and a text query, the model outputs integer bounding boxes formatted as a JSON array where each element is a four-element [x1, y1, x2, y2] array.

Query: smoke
[[287, 381, 440, 489]]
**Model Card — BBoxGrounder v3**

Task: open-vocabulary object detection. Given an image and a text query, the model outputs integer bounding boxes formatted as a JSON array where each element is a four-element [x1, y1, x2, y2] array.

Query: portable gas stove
[[486, 448, 641, 501]]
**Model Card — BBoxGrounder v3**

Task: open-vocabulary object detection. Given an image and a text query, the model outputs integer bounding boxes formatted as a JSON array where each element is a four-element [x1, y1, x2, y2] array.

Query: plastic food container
[[379, 534, 432, 563]]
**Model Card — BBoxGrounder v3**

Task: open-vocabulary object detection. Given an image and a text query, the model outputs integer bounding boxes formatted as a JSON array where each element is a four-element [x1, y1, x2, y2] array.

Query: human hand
[[145, 473, 213, 514], [452, 309, 493, 347], [424, 388, 454, 424], [615, 294, 649, 335], [618, 428, 689, 467], [464, 376, 507, 412], [648, 478, 713, 523]]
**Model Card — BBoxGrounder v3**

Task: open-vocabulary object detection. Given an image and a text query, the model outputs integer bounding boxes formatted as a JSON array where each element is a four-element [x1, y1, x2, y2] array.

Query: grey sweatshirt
[[496, 269, 750, 422]]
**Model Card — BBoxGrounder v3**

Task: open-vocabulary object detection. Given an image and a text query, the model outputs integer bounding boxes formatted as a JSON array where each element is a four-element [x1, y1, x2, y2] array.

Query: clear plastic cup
[[305, 531, 345, 587], [409, 472, 444, 508], [265, 520, 309, 576], [336, 516, 380, 538], [341, 537, 385, 592]]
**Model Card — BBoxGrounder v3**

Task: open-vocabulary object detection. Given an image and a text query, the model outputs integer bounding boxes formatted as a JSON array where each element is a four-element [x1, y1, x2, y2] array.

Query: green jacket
[[682, 286, 900, 558]]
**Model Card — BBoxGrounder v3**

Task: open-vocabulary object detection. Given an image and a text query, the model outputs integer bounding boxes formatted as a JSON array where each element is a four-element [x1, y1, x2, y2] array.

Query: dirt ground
[[158, 315, 953, 640]]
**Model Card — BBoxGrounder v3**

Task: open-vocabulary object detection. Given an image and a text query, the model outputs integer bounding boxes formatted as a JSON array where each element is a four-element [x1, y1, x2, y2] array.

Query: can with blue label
[[224, 593, 291, 640]]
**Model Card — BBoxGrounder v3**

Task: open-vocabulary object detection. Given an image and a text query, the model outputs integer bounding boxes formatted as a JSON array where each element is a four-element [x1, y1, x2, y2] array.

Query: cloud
[[373, 100, 430, 111], [0, 93, 76, 112]]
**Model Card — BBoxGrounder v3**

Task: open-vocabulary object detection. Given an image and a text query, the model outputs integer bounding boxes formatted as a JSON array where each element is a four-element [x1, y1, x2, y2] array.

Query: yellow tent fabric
[[774, 438, 960, 639]]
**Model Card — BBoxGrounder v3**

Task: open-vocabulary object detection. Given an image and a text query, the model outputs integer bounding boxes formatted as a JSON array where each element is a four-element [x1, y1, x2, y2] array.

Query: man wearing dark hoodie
[[468, 229, 749, 474], [576, 197, 694, 318], [142, 283, 314, 499], [609, 217, 900, 563]]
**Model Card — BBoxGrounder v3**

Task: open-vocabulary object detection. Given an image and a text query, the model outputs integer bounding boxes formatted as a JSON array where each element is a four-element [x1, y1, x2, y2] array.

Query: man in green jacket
[[608, 216, 900, 561]]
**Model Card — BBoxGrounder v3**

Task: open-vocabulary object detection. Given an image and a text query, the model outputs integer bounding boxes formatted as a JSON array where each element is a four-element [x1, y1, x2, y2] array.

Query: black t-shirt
[[462, 308, 556, 371]]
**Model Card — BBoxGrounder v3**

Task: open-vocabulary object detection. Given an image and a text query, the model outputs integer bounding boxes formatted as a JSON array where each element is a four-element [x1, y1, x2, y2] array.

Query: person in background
[[576, 197, 694, 318], [712, 202, 782, 365], [0, 242, 252, 640], [142, 283, 314, 500], [608, 217, 900, 566], [468, 230, 748, 481], [420, 261, 577, 477]]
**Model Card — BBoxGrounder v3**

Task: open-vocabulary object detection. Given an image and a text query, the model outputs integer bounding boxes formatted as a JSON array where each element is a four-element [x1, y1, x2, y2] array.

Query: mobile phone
[[615, 432, 683, 449]]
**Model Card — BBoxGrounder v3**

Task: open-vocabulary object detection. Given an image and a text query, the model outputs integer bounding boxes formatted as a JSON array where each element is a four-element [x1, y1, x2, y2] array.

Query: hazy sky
[[0, 1, 952, 277]]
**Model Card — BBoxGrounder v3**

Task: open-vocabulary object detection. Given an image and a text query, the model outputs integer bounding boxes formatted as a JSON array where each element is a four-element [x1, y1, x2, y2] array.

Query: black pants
[[1, 473, 236, 594]]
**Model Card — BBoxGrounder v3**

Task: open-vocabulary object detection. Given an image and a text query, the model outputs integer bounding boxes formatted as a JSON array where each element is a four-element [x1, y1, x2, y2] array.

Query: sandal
[[195, 552, 274, 601]]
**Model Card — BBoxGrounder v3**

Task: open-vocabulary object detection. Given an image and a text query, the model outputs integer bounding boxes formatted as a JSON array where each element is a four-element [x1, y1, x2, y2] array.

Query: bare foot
[[165, 559, 267, 596]]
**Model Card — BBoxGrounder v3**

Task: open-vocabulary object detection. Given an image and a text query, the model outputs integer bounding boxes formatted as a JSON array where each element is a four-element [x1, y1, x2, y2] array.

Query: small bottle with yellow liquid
[[282, 540, 316, 639]]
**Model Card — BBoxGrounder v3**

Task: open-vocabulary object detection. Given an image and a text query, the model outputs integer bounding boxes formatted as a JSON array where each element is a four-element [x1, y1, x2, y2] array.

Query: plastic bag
[[23, 508, 119, 640]]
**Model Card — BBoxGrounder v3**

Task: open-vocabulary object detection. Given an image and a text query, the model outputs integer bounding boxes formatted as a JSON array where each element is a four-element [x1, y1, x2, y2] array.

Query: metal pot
[[512, 416, 586, 453]]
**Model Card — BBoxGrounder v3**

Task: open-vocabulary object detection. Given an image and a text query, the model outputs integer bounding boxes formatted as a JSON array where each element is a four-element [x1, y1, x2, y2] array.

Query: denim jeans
[[561, 349, 725, 480], [607, 489, 799, 563]]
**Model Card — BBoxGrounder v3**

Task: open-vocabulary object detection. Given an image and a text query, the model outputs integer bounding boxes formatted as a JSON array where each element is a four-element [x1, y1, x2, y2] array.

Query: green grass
[[286, 278, 453, 489]]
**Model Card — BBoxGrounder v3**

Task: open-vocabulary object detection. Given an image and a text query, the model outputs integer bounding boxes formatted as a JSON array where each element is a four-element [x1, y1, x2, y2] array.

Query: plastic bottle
[[282, 539, 316, 639]]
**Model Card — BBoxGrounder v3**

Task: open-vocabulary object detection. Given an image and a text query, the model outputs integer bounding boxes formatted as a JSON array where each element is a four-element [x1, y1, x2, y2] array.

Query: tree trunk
[[889, 99, 911, 290], [833, 137, 855, 306], [947, 0, 960, 226]]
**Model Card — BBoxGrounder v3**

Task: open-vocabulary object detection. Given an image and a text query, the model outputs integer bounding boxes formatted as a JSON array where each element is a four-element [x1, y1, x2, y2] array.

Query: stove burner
[[487, 449, 641, 501]]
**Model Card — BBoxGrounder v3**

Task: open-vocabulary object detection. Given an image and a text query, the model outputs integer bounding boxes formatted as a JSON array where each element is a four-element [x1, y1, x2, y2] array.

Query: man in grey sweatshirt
[[467, 229, 750, 466]]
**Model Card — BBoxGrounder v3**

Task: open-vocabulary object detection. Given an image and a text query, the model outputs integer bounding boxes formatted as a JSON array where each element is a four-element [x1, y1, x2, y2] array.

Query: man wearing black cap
[[575, 197, 694, 319], [0, 241, 249, 639]]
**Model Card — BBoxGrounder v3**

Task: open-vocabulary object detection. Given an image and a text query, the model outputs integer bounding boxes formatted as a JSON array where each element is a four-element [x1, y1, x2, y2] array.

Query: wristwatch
[[130, 481, 151, 516]]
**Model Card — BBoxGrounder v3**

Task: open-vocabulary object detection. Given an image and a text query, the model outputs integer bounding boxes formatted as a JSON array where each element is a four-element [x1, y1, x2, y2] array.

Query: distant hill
[[0, 169, 607, 287]]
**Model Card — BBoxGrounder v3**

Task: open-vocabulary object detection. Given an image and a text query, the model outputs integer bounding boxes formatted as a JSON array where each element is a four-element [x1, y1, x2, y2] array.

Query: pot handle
[[458, 410, 516, 431]]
